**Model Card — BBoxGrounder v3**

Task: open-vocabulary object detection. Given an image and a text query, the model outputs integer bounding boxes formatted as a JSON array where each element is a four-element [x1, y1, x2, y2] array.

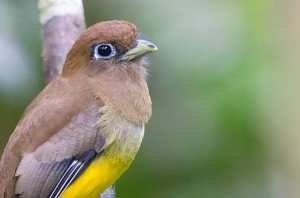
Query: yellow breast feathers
[[61, 106, 145, 198]]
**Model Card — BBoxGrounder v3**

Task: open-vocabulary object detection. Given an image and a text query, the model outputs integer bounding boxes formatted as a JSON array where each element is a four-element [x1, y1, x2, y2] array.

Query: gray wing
[[15, 107, 104, 198], [48, 148, 101, 198]]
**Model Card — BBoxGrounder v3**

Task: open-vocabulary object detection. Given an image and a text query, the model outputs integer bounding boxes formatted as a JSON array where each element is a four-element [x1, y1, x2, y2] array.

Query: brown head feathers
[[60, 20, 156, 123], [62, 20, 140, 76]]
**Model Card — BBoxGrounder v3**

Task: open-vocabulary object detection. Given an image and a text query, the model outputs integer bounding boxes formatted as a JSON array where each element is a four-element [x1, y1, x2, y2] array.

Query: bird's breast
[[61, 106, 145, 197]]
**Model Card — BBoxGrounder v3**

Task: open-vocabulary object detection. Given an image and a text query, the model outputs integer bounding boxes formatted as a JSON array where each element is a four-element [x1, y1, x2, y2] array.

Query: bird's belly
[[61, 155, 131, 198], [60, 109, 145, 198]]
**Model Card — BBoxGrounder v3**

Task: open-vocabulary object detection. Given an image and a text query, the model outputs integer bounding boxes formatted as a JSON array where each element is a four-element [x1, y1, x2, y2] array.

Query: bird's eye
[[92, 43, 116, 60]]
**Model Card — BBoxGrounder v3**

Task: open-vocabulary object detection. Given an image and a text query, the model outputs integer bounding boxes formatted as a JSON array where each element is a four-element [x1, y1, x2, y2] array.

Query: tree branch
[[38, 0, 85, 83]]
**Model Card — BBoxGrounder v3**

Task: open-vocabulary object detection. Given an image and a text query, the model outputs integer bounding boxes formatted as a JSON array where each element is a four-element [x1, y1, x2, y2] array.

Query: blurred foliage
[[0, 0, 289, 197]]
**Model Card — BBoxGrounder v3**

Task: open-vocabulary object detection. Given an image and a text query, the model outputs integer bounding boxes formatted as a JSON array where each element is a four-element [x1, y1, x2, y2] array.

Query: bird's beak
[[122, 39, 158, 61]]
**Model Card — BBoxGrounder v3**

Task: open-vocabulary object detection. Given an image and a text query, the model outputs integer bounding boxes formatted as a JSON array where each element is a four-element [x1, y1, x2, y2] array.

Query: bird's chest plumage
[[60, 106, 145, 197]]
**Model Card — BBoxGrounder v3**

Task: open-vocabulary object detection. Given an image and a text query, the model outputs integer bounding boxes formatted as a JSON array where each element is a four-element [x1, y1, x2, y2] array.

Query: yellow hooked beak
[[122, 39, 158, 61]]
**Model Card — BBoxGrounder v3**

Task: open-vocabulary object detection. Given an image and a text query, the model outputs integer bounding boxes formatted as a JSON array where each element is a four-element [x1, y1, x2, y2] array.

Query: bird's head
[[61, 20, 156, 122], [62, 20, 157, 80]]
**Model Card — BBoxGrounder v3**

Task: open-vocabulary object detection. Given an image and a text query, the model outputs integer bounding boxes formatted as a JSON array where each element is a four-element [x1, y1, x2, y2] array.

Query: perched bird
[[0, 20, 157, 198]]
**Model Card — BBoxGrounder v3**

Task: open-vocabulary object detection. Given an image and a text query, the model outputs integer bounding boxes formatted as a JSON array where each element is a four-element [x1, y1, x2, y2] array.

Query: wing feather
[[49, 149, 98, 198], [15, 108, 104, 197]]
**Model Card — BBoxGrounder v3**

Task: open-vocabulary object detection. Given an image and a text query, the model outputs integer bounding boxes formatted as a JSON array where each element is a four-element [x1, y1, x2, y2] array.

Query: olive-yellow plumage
[[0, 20, 157, 197], [61, 108, 145, 198]]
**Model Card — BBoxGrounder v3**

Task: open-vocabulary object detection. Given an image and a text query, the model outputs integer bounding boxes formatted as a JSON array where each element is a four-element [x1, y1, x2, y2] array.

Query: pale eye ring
[[93, 43, 116, 60]]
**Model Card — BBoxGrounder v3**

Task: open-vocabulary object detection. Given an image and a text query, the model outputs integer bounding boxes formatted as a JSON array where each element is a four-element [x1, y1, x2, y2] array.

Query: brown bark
[[42, 15, 85, 83]]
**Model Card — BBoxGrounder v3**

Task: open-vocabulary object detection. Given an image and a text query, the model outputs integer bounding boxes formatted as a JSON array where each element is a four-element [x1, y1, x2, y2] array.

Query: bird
[[0, 20, 157, 198]]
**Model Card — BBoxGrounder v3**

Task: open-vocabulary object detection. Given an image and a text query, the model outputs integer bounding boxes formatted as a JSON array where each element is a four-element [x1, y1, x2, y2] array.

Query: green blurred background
[[1, 0, 300, 197]]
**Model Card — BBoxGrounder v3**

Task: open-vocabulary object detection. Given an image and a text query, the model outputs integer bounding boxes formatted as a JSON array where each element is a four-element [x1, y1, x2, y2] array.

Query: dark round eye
[[93, 43, 116, 59]]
